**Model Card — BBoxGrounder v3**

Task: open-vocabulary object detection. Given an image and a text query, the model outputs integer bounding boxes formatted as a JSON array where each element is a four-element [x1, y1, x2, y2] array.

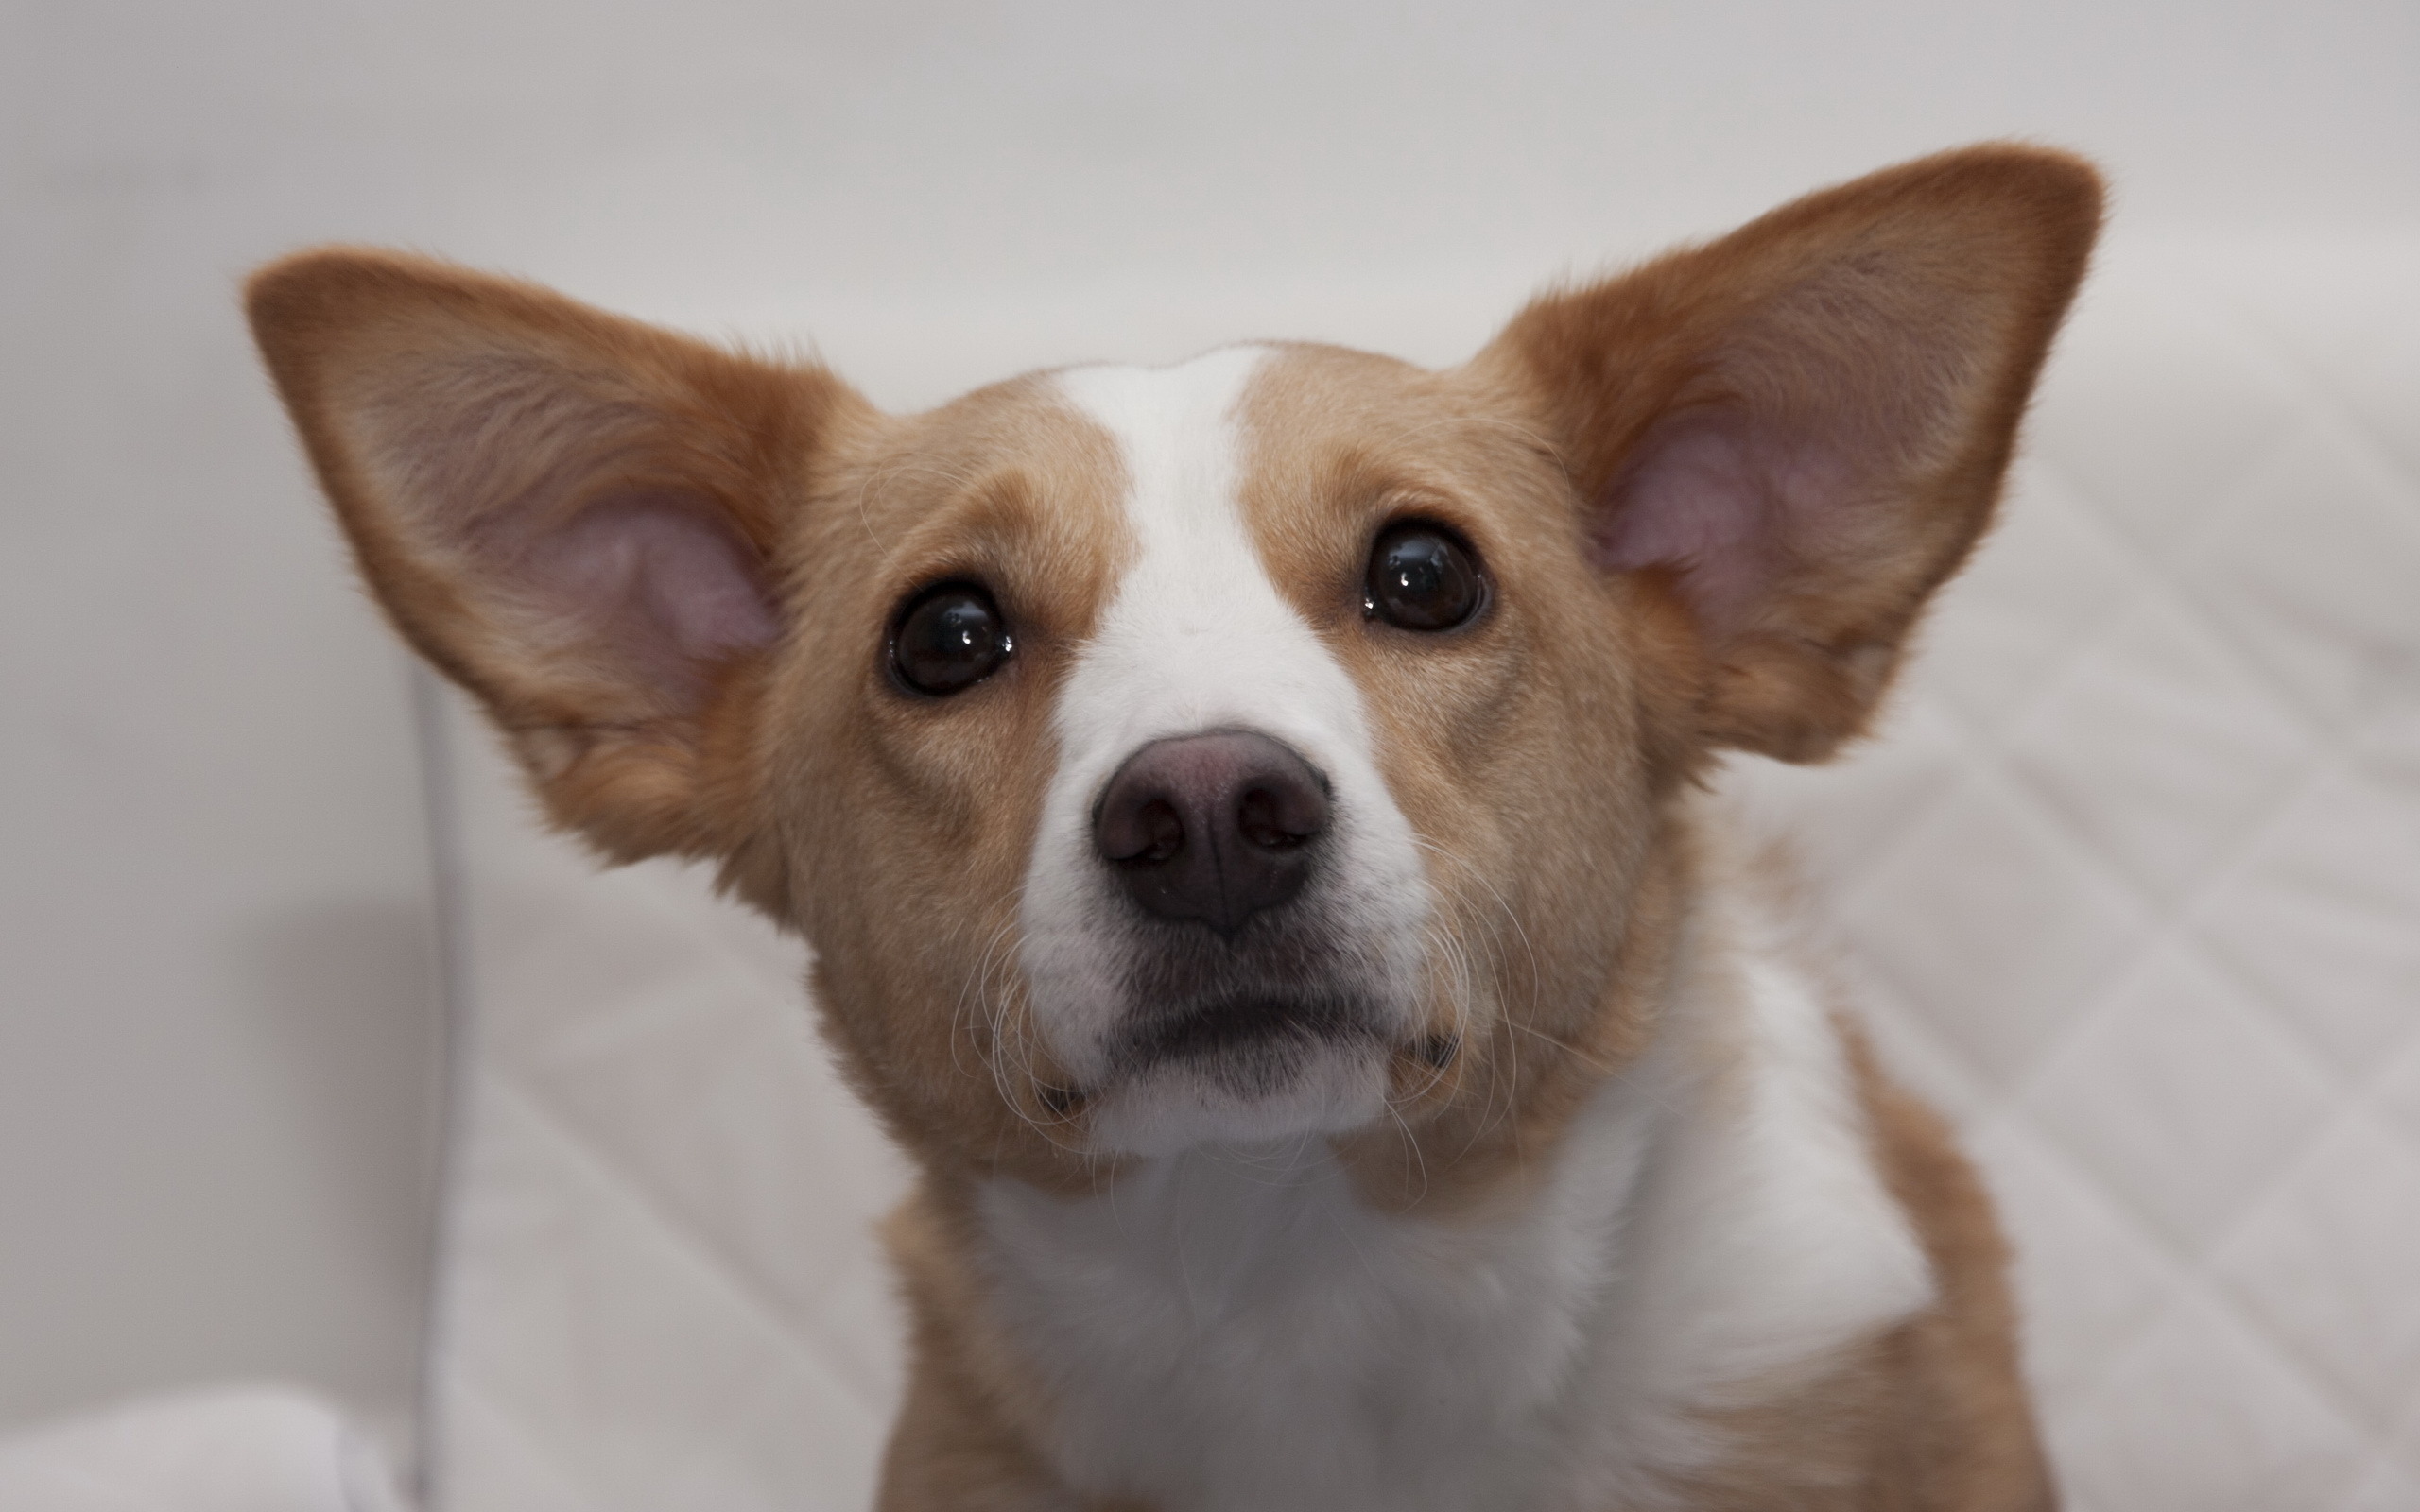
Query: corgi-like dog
[[251, 145, 2099, 1510]]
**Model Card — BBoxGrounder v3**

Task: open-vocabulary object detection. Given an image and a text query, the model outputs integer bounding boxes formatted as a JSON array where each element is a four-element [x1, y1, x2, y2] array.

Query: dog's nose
[[1094, 731, 1331, 936]]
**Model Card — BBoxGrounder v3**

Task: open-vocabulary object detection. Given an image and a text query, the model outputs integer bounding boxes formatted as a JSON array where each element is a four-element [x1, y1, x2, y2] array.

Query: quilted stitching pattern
[[429, 750, 908, 1511], [428, 239, 2420, 1511]]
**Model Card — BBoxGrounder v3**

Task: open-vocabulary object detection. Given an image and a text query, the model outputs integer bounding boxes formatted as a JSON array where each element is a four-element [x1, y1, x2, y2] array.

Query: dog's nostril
[[1236, 781, 1324, 850], [1132, 799, 1183, 865], [1098, 793, 1184, 866], [1237, 787, 1288, 850]]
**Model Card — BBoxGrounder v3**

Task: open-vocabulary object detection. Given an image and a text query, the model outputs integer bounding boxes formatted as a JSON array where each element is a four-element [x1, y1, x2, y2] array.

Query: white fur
[[1017, 349, 1433, 1156], [981, 834, 1936, 1512]]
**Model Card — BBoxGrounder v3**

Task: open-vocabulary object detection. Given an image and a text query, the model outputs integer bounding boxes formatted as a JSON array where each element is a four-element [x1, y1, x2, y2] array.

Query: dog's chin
[[1080, 1041, 1392, 1158], [1048, 989, 1407, 1158]]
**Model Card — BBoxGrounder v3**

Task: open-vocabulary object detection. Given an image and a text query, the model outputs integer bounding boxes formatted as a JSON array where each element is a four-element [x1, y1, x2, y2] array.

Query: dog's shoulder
[[1615, 815, 2054, 1511]]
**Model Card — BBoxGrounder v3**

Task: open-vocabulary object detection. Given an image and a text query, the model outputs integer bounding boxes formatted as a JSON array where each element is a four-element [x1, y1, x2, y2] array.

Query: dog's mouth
[[1112, 992, 1386, 1104], [1119, 992, 1381, 1071], [1049, 917, 1426, 1154], [1059, 988, 1401, 1156]]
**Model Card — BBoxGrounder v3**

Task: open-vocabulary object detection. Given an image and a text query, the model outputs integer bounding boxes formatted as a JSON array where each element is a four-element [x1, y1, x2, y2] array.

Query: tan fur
[[246, 250, 880, 872], [1474, 146, 2101, 763], [248, 144, 2100, 1509]]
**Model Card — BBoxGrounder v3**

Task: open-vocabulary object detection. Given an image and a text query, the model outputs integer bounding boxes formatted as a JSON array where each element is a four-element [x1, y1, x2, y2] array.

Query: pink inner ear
[[512, 491, 779, 706], [1592, 413, 1851, 639]]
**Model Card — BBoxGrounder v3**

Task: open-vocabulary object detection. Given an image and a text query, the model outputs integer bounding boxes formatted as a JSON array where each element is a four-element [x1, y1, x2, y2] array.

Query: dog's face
[[769, 344, 1677, 1162], [250, 146, 2099, 1181]]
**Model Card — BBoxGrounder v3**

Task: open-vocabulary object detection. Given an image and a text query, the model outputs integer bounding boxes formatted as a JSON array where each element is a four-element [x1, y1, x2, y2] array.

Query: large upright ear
[[1478, 145, 2102, 762], [248, 249, 872, 861]]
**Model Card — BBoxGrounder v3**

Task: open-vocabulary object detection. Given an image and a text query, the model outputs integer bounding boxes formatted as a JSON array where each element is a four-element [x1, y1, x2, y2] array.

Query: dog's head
[[250, 146, 2097, 1182]]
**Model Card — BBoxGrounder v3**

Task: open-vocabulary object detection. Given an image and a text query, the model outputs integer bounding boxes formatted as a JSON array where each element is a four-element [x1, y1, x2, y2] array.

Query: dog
[[249, 143, 2100, 1510]]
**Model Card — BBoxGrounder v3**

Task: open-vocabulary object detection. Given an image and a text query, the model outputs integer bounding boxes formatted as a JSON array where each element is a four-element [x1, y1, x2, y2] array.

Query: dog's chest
[[977, 1103, 1664, 1512]]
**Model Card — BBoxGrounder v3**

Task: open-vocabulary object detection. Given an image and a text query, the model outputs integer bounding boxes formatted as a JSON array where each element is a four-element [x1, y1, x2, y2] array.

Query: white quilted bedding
[[0, 1387, 409, 1512], [422, 236, 2420, 1512]]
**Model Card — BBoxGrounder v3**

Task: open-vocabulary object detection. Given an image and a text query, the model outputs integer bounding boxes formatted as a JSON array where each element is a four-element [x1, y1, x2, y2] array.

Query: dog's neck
[[968, 816, 1936, 1512]]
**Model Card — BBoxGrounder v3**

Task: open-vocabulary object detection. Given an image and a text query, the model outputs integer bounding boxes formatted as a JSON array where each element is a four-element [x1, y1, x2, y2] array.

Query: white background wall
[[4, 0, 2415, 1468]]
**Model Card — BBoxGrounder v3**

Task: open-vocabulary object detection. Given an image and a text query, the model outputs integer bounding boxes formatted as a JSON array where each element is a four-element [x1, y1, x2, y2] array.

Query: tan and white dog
[[250, 145, 2100, 1511]]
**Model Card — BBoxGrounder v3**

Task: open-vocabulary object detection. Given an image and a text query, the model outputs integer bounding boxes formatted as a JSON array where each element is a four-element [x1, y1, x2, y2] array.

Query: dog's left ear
[[247, 249, 873, 868], [1478, 145, 2102, 762]]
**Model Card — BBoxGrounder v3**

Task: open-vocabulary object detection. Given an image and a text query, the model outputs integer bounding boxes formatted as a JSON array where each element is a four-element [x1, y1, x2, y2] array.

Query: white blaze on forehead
[[1015, 347, 1430, 1139], [1048, 347, 1368, 760]]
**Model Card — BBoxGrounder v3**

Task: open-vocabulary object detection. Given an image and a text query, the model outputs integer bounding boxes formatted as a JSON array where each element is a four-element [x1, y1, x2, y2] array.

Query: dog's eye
[[891, 583, 1014, 696], [1364, 523, 1484, 631]]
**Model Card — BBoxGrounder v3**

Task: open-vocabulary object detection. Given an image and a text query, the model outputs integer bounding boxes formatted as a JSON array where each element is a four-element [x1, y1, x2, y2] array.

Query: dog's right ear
[[247, 249, 871, 864], [1476, 146, 2101, 764]]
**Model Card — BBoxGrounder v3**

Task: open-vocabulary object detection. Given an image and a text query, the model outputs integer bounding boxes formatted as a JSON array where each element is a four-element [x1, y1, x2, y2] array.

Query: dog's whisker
[[950, 910, 1026, 1084]]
